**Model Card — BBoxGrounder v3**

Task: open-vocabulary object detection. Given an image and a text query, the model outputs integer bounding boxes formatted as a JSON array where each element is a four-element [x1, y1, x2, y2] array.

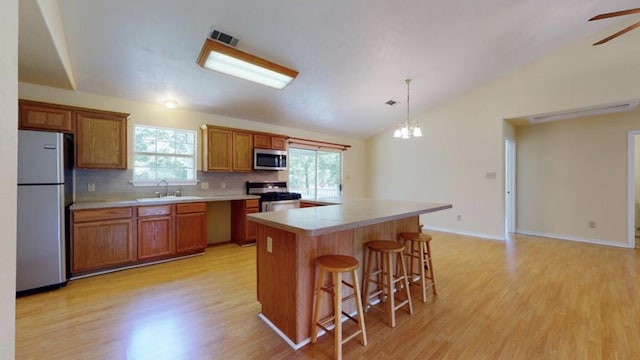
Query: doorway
[[628, 131, 640, 248], [505, 139, 516, 236]]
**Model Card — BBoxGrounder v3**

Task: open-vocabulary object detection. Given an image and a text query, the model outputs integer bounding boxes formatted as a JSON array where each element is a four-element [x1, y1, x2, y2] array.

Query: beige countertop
[[70, 194, 260, 210], [247, 198, 452, 236]]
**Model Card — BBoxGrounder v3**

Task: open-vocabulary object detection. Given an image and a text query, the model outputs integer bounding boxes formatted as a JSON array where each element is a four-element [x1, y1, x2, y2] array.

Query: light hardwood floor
[[16, 232, 640, 359]]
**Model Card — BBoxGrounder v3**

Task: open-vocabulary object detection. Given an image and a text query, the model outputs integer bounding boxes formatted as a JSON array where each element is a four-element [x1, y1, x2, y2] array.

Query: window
[[133, 125, 197, 185], [288, 147, 342, 199]]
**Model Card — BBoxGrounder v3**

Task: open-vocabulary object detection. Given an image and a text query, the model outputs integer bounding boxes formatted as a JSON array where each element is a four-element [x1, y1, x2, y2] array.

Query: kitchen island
[[247, 198, 452, 348]]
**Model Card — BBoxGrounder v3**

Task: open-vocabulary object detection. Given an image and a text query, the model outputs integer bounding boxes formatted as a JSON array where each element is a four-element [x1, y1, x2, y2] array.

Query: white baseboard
[[258, 313, 309, 350], [515, 230, 632, 249], [422, 225, 504, 241], [258, 308, 361, 350]]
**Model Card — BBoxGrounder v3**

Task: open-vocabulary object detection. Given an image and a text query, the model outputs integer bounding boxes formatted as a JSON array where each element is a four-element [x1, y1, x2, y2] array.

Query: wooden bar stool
[[361, 240, 413, 328], [398, 232, 437, 303], [310, 255, 367, 360]]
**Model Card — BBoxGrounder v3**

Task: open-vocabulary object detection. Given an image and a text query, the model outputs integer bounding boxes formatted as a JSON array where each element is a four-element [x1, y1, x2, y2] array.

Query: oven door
[[262, 199, 300, 212]]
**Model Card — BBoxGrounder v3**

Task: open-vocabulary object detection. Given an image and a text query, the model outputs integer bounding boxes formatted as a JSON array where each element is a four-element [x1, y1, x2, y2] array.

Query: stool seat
[[398, 232, 432, 242], [367, 240, 405, 253], [317, 255, 359, 272]]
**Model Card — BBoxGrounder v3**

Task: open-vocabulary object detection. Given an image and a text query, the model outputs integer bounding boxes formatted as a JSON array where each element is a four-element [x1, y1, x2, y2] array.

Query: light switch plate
[[201, 182, 209, 190]]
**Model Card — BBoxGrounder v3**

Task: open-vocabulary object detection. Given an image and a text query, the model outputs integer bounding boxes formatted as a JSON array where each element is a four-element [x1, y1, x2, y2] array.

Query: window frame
[[131, 124, 198, 187]]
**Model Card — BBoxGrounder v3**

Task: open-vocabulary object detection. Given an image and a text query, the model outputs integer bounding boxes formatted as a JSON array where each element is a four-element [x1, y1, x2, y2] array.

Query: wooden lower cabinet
[[176, 203, 207, 253], [231, 199, 260, 245], [137, 205, 175, 260], [71, 202, 207, 276], [72, 207, 135, 274]]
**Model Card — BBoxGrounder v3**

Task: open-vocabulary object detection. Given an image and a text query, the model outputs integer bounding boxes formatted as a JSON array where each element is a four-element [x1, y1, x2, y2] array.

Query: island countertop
[[247, 198, 452, 236]]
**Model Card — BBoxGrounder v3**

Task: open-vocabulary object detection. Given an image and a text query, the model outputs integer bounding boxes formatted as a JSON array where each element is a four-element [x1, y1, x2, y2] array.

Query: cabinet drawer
[[176, 202, 207, 214], [137, 205, 173, 217], [245, 199, 259, 208], [73, 207, 133, 223]]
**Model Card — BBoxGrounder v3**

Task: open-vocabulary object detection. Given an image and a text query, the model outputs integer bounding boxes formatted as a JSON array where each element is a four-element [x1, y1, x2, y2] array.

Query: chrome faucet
[[156, 179, 169, 197]]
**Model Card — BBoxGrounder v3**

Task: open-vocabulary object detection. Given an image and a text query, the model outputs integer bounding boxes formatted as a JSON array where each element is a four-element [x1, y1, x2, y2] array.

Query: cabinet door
[[176, 212, 207, 253], [233, 131, 253, 171], [72, 218, 135, 273], [19, 100, 73, 132], [75, 110, 128, 169], [271, 136, 286, 150], [254, 134, 270, 149], [205, 127, 233, 171], [138, 216, 175, 260], [245, 207, 259, 243]]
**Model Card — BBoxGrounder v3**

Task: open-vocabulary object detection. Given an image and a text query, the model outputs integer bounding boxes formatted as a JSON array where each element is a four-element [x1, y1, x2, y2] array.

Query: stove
[[246, 181, 302, 212]]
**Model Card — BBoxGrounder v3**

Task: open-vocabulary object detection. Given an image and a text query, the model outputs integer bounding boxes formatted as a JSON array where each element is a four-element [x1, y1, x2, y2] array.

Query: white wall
[[366, 22, 640, 241], [517, 112, 640, 246], [18, 83, 367, 198], [0, 0, 18, 357]]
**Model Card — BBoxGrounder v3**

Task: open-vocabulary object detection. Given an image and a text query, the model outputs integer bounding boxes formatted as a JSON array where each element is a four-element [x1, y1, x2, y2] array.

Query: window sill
[[130, 180, 199, 187]]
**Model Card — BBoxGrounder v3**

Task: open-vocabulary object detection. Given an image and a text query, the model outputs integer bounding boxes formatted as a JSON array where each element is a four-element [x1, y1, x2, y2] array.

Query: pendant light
[[393, 78, 422, 139]]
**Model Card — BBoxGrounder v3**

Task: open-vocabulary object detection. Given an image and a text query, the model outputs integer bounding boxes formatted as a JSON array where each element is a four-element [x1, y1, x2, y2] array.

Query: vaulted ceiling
[[18, 0, 640, 138]]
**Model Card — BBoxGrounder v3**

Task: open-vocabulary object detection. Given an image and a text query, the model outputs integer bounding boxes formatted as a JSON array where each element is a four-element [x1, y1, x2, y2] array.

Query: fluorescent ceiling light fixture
[[197, 39, 298, 90], [527, 102, 638, 124]]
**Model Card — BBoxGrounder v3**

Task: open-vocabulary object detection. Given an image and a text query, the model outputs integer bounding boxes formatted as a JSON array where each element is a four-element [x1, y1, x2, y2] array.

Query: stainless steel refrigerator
[[17, 130, 73, 295]]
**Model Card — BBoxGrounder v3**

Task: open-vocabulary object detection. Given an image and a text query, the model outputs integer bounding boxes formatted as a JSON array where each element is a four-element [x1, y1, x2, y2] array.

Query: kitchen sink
[[136, 195, 203, 203]]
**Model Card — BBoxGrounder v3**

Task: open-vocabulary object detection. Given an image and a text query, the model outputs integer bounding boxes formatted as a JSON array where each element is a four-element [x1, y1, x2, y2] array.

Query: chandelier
[[393, 78, 422, 139]]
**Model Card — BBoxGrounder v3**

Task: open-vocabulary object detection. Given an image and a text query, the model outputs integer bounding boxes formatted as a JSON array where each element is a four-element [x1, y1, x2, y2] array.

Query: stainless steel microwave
[[254, 149, 287, 171]]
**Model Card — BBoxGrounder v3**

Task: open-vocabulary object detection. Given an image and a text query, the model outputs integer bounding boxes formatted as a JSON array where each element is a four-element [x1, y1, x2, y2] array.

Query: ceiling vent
[[527, 101, 638, 124], [210, 29, 239, 47]]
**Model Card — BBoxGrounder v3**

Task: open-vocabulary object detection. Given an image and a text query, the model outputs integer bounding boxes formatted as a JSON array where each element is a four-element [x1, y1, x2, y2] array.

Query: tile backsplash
[[74, 169, 279, 202]]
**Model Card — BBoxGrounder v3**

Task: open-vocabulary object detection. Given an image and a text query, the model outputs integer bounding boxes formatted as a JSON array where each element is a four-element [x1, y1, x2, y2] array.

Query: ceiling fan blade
[[593, 20, 640, 45], [589, 8, 640, 21]]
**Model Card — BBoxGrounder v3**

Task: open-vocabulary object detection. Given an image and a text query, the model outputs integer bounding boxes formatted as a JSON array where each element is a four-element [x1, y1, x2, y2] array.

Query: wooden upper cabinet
[[204, 127, 233, 171], [202, 125, 254, 172], [75, 110, 128, 169], [19, 100, 74, 132], [233, 131, 253, 171], [254, 133, 287, 150], [271, 136, 286, 150], [254, 134, 270, 149]]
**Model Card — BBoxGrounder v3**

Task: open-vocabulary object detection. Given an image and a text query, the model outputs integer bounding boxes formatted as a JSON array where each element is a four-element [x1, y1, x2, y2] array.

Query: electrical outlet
[[588, 221, 596, 229], [221, 182, 226, 189], [457, 214, 462, 221], [201, 182, 209, 190], [87, 183, 96, 192], [267, 236, 273, 253]]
